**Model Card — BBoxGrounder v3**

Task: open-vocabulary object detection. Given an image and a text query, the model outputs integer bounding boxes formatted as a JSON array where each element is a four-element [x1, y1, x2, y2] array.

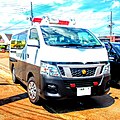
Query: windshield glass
[[40, 26, 102, 47]]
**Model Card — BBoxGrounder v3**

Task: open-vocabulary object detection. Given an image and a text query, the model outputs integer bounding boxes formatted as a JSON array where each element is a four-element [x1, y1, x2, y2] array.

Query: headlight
[[103, 63, 110, 74], [40, 62, 60, 77]]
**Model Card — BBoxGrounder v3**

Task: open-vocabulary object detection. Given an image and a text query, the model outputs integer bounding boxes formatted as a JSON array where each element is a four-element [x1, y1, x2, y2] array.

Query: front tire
[[27, 77, 41, 104]]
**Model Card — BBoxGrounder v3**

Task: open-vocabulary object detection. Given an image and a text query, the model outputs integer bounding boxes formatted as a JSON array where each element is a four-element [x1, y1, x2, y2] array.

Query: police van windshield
[[41, 26, 102, 48]]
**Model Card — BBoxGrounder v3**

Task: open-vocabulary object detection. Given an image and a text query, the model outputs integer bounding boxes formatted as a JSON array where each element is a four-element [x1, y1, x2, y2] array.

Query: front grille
[[63, 78, 101, 87], [58, 63, 104, 78], [70, 68, 96, 77], [59, 66, 65, 76]]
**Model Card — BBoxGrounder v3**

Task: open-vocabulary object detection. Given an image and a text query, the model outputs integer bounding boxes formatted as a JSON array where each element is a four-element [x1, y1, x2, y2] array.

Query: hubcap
[[28, 81, 37, 100]]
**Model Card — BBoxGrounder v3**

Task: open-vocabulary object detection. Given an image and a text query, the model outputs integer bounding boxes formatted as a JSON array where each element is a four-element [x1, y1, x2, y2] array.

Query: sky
[[0, 0, 120, 37]]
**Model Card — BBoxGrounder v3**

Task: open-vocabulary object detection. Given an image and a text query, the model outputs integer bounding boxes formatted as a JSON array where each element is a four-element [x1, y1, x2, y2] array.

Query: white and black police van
[[9, 16, 111, 104]]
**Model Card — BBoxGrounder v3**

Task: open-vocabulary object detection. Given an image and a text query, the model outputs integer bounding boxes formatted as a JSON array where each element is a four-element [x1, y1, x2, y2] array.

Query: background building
[[99, 36, 120, 42], [0, 33, 12, 52]]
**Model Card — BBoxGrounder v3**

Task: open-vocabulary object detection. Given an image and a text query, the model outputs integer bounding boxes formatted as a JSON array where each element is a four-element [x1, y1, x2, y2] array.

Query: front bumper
[[40, 74, 111, 100]]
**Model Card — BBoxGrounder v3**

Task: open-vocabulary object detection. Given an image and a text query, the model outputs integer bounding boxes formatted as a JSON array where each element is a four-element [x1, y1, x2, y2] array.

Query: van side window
[[11, 30, 28, 49], [30, 28, 39, 40]]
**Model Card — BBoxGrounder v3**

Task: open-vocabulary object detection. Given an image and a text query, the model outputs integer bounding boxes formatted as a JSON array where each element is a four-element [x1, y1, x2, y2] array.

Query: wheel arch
[[27, 72, 34, 82], [11, 63, 14, 72]]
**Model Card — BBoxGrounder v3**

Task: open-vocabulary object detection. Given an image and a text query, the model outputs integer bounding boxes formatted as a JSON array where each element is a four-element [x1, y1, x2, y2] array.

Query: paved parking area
[[0, 53, 120, 120]]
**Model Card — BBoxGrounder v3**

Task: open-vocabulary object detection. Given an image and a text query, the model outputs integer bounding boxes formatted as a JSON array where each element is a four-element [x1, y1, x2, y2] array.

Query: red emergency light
[[32, 17, 70, 25], [32, 18, 42, 23], [58, 20, 69, 25]]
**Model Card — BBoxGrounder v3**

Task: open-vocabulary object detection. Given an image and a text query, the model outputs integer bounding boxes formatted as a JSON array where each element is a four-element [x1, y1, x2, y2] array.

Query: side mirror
[[109, 51, 119, 62], [109, 56, 115, 61], [27, 39, 40, 48]]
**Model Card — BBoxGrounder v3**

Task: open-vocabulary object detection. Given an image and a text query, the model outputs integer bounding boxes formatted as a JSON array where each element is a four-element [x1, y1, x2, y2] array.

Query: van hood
[[41, 46, 108, 63]]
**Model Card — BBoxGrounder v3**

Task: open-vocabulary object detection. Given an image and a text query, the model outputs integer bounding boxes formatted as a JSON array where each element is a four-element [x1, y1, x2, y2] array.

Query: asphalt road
[[0, 53, 120, 120]]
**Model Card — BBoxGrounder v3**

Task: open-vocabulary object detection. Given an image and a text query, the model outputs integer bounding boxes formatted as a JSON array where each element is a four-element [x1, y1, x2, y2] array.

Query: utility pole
[[108, 11, 114, 41], [30, 1, 33, 25], [110, 11, 112, 36]]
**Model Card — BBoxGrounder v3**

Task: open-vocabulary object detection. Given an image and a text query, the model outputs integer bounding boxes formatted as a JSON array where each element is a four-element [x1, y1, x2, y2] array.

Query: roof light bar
[[32, 16, 74, 25]]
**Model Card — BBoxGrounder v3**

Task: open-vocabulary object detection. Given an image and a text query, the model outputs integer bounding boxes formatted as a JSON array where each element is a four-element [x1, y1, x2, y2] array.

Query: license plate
[[77, 87, 91, 96]]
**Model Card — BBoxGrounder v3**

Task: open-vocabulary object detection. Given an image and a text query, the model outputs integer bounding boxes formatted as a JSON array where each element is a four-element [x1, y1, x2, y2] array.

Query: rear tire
[[115, 80, 120, 88], [12, 67, 18, 83], [27, 77, 41, 104]]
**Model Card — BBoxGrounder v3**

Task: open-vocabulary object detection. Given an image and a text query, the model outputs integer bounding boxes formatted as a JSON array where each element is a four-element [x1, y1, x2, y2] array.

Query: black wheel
[[27, 77, 41, 104], [117, 80, 120, 86], [115, 80, 120, 88], [12, 67, 18, 83]]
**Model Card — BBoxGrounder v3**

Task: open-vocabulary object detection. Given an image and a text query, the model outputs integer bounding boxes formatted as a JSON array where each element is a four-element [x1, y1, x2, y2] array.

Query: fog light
[[46, 84, 58, 94], [93, 82, 98, 86], [70, 83, 76, 88]]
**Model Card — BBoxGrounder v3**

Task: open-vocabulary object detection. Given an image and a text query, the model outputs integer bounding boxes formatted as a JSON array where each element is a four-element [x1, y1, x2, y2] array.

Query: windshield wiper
[[82, 44, 103, 48], [49, 44, 103, 48], [49, 43, 82, 47], [63, 43, 82, 46]]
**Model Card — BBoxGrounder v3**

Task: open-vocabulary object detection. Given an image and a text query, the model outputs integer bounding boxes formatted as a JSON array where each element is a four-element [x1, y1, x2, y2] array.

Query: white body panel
[[26, 45, 108, 67], [39, 46, 108, 63], [10, 26, 109, 66]]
